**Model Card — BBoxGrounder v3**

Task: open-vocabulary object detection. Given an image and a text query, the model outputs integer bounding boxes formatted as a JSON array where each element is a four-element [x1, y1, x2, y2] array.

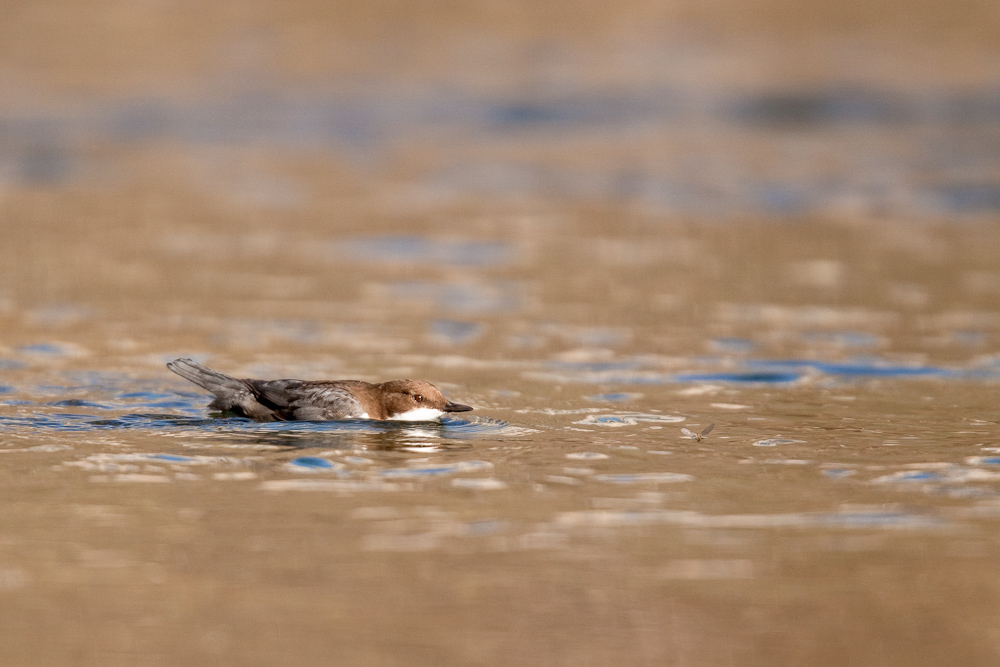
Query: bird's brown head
[[375, 380, 473, 420]]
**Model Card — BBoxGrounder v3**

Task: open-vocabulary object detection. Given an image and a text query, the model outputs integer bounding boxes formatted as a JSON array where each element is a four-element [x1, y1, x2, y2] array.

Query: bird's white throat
[[388, 407, 445, 421]]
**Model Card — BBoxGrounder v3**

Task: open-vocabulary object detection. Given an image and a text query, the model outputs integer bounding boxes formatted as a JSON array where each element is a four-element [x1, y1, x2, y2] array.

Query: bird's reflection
[[223, 420, 473, 452]]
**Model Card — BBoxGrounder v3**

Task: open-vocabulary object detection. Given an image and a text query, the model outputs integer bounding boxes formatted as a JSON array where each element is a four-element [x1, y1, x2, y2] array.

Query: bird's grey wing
[[252, 381, 367, 420], [167, 359, 278, 421]]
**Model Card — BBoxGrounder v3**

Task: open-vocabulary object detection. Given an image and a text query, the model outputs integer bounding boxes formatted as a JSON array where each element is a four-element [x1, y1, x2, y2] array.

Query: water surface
[[2, 9, 1000, 665]]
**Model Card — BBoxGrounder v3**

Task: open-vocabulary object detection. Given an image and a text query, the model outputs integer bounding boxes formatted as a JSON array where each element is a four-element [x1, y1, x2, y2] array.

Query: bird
[[167, 358, 473, 422]]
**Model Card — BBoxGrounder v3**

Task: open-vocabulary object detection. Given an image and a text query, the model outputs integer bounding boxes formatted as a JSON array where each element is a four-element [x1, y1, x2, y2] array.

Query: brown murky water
[[3, 2, 1000, 665]]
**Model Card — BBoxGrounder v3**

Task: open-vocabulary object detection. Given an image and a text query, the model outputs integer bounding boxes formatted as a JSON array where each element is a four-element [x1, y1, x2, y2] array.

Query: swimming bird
[[167, 358, 473, 422]]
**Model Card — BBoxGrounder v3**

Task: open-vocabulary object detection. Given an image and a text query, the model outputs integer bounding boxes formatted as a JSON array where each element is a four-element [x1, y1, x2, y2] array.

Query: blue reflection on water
[[48, 399, 112, 409], [117, 392, 176, 400], [150, 454, 194, 463], [672, 358, 960, 384], [586, 393, 642, 402], [290, 456, 335, 469], [332, 236, 513, 267], [934, 183, 1000, 213], [18, 343, 70, 356], [745, 359, 952, 378], [673, 371, 802, 384], [430, 320, 484, 345], [884, 471, 944, 482], [537, 354, 989, 385]]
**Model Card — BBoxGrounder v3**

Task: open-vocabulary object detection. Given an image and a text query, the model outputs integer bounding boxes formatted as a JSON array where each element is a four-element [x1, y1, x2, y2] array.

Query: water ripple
[[573, 413, 685, 427], [0, 401, 533, 442]]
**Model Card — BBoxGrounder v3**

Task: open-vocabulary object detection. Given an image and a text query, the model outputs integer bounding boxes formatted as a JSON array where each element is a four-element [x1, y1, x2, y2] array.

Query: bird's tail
[[167, 358, 246, 399]]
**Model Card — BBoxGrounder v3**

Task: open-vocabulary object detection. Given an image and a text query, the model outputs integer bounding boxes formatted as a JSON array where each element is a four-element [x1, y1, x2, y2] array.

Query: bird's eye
[[414, 394, 424, 403]]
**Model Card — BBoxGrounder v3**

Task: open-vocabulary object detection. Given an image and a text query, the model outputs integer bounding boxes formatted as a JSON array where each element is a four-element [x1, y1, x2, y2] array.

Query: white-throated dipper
[[167, 358, 473, 422]]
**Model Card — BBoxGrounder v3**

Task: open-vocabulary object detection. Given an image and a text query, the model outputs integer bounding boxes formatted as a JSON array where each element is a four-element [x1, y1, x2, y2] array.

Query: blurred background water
[[2, 1, 1000, 665]]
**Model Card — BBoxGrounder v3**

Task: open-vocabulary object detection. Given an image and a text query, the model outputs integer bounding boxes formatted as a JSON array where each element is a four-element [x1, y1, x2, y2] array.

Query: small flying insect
[[681, 423, 715, 442]]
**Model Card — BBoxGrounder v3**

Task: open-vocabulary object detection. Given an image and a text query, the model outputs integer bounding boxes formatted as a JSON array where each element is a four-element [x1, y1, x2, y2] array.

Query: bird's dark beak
[[443, 402, 473, 413]]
